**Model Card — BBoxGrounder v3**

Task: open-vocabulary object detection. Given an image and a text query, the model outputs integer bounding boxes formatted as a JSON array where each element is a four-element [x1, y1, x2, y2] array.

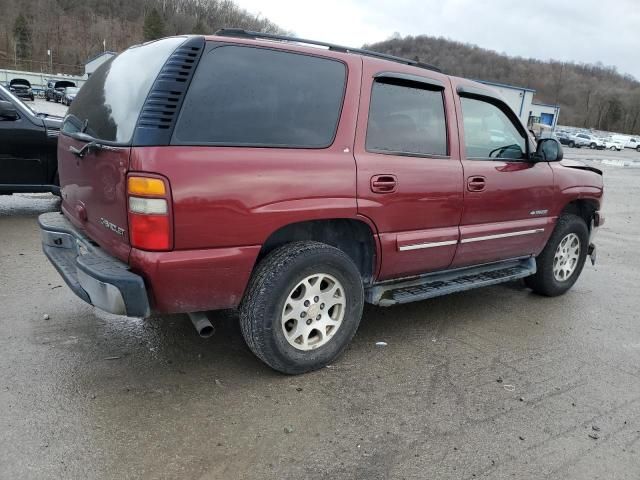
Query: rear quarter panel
[[129, 52, 363, 253]]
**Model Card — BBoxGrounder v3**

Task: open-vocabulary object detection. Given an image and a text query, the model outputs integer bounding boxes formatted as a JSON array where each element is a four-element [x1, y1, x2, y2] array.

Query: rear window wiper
[[68, 132, 122, 158]]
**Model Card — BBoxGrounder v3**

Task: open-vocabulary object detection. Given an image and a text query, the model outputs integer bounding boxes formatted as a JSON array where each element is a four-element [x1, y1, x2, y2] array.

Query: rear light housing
[[127, 174, 172, 251]]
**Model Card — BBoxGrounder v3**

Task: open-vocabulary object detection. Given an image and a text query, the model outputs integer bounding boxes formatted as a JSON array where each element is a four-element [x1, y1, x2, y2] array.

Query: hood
[[10, 78, 31, 87], [54, 80, 76, 89], [560, 159, 603, 175], [42, 115, 63, 129]]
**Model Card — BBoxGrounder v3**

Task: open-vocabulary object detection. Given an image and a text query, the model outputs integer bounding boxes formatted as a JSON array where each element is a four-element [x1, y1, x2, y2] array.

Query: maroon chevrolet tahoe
[[39, 30, 604, 374]]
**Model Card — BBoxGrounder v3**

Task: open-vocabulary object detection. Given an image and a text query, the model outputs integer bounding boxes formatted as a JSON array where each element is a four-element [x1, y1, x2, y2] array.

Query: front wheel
[[610, 146, 616, 150], [568, 141, 575, 148], [590, 143, 596, 149], [240, 241, 364, 374], [525, 214, 589, 296], [636, 146, 640, 152]]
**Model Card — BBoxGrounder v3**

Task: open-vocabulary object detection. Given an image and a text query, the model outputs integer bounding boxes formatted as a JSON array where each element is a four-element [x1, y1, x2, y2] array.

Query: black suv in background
[[0, 84, 62, 194], [45, 80, 76, 103], [9, 78, 35, 101]]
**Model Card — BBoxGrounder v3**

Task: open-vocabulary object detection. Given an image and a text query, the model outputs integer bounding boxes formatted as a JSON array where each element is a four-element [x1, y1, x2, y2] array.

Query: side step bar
[[366, 257, 536, 307]]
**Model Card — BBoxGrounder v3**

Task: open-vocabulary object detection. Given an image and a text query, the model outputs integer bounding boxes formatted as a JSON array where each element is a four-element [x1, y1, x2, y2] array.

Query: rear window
[[62, 37, 185, 143], [172, 45, 346, 148]]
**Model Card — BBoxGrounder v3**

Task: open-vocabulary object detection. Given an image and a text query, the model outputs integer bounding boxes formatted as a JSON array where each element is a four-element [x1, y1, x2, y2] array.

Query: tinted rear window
[[62, 37, 185, 143], [366, 80, 447, 156], [172, 45, 346, 148]]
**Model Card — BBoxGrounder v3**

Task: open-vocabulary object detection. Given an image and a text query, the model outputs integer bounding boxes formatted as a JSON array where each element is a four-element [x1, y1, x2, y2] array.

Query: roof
[[84, 51, 117, 65], [477, 79, 536, 93], [213, 29, 442, 73]]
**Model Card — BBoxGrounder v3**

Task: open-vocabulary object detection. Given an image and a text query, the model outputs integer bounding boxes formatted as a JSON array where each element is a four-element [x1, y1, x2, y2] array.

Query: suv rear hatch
[[58, 36, 191, 262]]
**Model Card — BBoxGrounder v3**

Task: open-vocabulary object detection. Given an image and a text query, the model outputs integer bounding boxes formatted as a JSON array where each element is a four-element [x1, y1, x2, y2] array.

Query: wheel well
[[561, 200, 597, 229], [258, 219, 377, 284]]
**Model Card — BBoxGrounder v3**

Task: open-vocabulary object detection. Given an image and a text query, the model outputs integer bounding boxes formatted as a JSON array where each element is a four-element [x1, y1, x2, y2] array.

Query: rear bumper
[[38, 212, 150, 317]]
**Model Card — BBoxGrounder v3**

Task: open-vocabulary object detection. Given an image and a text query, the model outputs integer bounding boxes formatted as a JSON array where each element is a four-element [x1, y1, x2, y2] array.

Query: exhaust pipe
[[188, 312, 215, 338]]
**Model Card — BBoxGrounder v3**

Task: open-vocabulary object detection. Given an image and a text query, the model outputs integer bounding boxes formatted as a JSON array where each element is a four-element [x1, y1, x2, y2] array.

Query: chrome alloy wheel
[[281, 273, 346, 351], [553, 233, 581, 282]]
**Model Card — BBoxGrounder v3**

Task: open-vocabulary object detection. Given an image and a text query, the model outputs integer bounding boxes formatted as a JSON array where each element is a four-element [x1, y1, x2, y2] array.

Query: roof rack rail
[[215, 28, 442, 73]]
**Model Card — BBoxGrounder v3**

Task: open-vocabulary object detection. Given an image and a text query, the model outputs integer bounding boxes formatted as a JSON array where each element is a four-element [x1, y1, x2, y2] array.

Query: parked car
[[8, 78, 34, 101], [603, 137, 624, 151], [558, 132, 589, 148], [574, 133, 605, 149], [0, 84, 62, 194], [554, 131, 573, 146], [61, 87, 80, 106], [45, 80, 76, 103], [611, 134, 640, 152], [39, 31, 604, 374]]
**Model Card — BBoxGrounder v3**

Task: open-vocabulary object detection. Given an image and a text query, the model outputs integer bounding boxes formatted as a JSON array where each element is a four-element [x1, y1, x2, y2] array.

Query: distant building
[[478, 80, 560, 130], [84, 51, 117, 77]]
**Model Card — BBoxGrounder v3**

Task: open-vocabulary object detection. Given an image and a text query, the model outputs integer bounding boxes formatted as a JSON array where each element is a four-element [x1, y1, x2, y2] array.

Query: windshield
[[62, 36, 186, 144], [0, 84, 36, 116]]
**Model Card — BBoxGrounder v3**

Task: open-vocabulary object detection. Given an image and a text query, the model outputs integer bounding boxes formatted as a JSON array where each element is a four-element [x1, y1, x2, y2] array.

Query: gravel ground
[[1, 151, 639, 479]]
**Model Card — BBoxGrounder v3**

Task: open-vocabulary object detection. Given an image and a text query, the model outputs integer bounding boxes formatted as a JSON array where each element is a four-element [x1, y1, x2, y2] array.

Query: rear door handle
[[467, 176, 486, 192], [371, 174, 398, 193]]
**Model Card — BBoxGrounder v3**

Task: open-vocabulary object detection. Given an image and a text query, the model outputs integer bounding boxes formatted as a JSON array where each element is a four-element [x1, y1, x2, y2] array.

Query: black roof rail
[[215, 28, 442, 73]]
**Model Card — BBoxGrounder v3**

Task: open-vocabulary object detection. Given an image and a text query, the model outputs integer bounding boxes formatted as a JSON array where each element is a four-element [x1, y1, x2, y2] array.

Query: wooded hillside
[[366, 35, 640, 134], [0, 0, 282, 75], [2, 2, 638, 133]]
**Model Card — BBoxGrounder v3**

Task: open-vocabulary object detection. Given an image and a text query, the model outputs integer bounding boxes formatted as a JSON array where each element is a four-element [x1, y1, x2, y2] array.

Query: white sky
[[235, 0, 640, 80]]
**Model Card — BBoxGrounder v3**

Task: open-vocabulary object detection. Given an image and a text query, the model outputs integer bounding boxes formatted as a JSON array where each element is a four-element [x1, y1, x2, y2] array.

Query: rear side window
[[172, 46, 346, 148], [62, 37, 186, 143], [366, 80, 447, 156]]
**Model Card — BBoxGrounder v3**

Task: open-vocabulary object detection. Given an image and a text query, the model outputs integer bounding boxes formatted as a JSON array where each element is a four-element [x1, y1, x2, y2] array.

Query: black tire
[[590, 142, 596, 149], [240, 241, 364, 375], [525, 214, 589, 297], [636, 146, 640, 152], [45, 95, 50, 102], [568, 141, 575, 148], [610, 146, 616, 151]]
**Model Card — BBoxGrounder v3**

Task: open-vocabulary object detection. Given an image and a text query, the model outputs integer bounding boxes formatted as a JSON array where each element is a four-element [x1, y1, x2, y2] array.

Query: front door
[[355, 66, 464, 280], [451, 85, 555, 268], [0, 93, 47, 186]]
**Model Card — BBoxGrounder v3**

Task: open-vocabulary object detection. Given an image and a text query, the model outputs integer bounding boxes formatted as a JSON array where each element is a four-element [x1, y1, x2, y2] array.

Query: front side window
[[172, 46, 346, 148], [366, 80, 447, 156], [460, 97, 526, 159]]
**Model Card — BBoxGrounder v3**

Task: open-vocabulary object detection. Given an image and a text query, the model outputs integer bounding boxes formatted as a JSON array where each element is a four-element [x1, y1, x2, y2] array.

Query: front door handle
[[371, 174, 397, 193], [467, 175, 486, 192]]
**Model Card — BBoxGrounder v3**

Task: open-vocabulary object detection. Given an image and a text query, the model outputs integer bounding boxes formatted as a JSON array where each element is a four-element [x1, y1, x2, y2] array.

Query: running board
[[366, 257, 536, 307]]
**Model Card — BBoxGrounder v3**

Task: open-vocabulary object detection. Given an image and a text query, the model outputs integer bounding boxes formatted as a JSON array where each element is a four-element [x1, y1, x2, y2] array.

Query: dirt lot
[[1, 151, 639, 479], [30, 97, 68, 117]]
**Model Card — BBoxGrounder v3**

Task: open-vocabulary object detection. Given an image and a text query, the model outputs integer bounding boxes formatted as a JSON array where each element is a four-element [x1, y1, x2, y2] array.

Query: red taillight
[[129, 213, 170, 250], [127, 175, 172, 251]]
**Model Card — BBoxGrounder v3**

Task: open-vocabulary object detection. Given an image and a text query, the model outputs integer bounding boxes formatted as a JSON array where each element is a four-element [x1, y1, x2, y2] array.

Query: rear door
[[355, 63, 464, 280], [58, 36, 187, 262], [451, 82, 554, 268]]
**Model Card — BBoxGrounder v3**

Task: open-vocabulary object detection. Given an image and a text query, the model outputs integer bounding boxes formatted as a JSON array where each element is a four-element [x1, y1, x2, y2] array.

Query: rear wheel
[[240, 241, 364, 374], [568, 141, 575, 148], [636, 146, 640, 152], [590, 142, 596, 149], [610, 146, 616, 150], [525, 214, 589, 296]]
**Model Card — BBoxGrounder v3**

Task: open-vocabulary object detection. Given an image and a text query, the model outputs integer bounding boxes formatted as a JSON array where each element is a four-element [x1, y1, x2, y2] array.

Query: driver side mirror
[[533, 138, 563, 162], [0, 100, 18, 120]]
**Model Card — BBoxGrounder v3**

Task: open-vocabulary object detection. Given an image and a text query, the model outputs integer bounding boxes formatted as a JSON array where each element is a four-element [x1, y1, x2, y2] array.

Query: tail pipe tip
[[188, 312, 215, 338]]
